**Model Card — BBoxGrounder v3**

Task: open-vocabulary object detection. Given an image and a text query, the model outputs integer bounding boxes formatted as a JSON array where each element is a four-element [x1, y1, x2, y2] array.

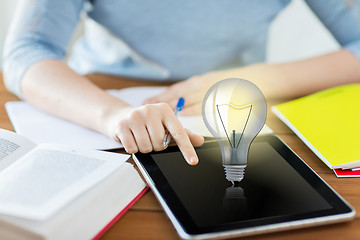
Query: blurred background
[[0, 0, 339, 70]]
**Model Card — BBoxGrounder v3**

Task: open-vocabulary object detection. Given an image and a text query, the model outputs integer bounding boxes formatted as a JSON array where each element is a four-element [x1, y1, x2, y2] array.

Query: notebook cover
[[271, 84, 360, 169]]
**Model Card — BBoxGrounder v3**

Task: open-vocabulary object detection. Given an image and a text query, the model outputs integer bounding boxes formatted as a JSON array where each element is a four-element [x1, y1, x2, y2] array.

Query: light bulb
[[202, 78, 267, 184]]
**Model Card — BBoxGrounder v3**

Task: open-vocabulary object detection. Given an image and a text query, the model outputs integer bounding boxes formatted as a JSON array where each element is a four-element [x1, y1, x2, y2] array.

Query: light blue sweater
[[3, 0, 360, 98]]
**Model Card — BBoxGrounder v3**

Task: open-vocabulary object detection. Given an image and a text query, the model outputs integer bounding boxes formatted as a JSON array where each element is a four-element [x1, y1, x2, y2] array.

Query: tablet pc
[[133, 135, 354, 239]]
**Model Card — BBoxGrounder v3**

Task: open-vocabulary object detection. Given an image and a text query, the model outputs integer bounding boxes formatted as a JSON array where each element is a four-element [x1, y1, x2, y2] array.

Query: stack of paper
[[272, 84, 360, 177]]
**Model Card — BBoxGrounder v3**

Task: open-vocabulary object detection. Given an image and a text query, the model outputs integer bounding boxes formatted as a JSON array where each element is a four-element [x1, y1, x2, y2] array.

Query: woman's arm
[[22, 60, 126, 138], [22, 59, 203, 164], [262, 49, 360, 97], [145, 49, 360, 115]]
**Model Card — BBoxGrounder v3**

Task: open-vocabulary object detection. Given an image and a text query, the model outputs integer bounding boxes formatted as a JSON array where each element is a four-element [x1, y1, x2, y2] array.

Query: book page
[[5, 102, 123, 150], [0, 144, 130, 220], [0, 129, 37, 171]]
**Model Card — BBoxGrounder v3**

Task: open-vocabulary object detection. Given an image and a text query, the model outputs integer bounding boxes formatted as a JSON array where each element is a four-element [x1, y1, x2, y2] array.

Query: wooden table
[[1, 73, 359, 240]]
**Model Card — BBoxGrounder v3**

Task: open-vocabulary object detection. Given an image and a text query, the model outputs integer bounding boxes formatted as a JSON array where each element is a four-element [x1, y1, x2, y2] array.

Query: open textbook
[[5, 86, 273, 149], [0, 128, 147, 240]]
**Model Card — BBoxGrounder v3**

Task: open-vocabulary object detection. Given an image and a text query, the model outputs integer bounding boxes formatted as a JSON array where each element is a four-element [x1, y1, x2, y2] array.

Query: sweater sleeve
[[305, 0, 360, 61], [2, 0, 85, 98]]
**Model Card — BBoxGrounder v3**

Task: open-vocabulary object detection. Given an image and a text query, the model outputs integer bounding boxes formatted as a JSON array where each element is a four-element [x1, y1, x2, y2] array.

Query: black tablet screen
[[151, 140, 333, 228]]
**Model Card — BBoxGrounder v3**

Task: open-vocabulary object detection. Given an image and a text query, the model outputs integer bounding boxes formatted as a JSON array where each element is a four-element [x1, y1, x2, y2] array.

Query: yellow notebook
[[271, 84, 360, 169]]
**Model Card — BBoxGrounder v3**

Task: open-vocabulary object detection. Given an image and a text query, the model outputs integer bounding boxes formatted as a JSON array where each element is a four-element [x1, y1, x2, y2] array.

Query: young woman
[[3, 0, 360, 164]]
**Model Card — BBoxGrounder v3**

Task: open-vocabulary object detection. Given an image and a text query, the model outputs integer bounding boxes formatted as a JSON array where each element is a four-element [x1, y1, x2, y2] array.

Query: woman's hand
[[143, 64, 277, 115], [111, 103, 204, 165], [143, 72, 223, 116]]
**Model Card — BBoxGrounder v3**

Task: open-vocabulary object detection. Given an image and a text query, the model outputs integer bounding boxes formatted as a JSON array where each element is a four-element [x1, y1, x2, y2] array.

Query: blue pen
[[163, 97, 185, 147]]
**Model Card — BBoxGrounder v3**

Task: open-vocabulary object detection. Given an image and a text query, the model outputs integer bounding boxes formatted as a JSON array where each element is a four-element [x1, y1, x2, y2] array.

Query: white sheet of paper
[[5, 87, 272, 149], [0, 144, 129, 220], [6, 101, 122, 149]]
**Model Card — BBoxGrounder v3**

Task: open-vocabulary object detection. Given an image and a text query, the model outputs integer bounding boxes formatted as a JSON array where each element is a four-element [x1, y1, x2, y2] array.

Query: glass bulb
[[202, 78, 267, 183]]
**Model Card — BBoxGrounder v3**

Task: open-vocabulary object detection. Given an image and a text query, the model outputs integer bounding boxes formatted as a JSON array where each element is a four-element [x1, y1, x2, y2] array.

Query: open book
[[5, 87, 273, 150], [0, 128, 147, 240]]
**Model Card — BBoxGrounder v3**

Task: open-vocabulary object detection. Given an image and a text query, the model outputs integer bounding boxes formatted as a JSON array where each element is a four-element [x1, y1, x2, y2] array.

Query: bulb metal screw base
[[223, 164, 246, 183]]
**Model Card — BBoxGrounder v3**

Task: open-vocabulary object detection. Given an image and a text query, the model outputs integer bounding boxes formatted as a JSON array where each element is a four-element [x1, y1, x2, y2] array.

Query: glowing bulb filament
[[216, 103, 253, 148]]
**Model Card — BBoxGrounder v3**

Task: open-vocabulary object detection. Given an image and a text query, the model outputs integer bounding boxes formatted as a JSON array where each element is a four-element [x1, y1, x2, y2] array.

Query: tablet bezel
[[133, 135, 354, 239]]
